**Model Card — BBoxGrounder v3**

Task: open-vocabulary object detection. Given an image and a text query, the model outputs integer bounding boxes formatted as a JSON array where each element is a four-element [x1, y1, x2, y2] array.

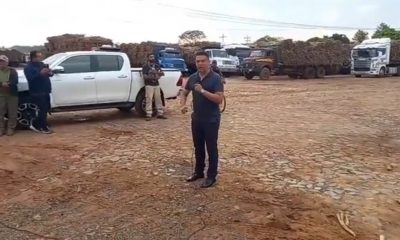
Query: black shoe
[[41, 127, 54, 134], [200, 178, 216, 188], [157, 115, 167, 119], [186, 174, 204, 182]]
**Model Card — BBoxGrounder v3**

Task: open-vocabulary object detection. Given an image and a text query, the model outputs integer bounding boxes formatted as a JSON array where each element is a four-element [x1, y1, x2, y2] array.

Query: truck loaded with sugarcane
[[241, 39, 352, 80]]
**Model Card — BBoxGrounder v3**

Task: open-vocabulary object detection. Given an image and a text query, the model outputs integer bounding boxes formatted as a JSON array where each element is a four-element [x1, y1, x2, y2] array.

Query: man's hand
[[194, 83, 203, 93], [40, 68, 50, 75], [1, 82, 9, 87]]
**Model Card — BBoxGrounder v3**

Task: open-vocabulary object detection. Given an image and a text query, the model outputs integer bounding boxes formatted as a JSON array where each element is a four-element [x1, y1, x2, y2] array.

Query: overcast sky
[[2, 0, 399, 47]]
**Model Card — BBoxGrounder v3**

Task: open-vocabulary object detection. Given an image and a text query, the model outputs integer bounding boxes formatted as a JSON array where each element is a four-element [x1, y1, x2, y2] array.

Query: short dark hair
[[30, 51, 39, 61], [195, 51, 209, 59]]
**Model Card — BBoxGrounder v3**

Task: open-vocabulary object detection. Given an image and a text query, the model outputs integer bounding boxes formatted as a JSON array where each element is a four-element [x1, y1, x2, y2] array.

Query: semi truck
[[155, 47, 187, 72], [242, 40, 351, 80], [351, 38, 400, 77]]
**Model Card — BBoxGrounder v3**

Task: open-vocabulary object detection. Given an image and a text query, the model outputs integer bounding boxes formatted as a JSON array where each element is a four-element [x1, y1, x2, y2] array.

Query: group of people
[[1, 50, 224, 188], [0, 51, 53, 137]]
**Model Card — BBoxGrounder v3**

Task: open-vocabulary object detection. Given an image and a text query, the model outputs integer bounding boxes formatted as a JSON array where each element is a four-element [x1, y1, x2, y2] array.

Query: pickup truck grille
[[353, 60, 371, 71], [173, 63, 185, 69]]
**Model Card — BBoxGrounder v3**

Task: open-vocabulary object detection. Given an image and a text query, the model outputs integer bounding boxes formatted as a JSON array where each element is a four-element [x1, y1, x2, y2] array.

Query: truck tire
[[302, 67, 316, 79], [259, 67, 270, 80], [288, 74, 298, 79], [17, 102, 39, 129], [118, 104, 134, 112], [378, 67, 386, 78], [244, 73, 254, 80], [134, 90, 165, 117], [316, 66, 326, 78]]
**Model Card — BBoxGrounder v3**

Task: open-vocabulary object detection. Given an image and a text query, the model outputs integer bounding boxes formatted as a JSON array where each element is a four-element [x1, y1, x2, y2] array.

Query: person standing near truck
[[180, 52, 224, 188], [24, 51, 53, 134], [0, 55, 19, 136], [142, 54, 167, 121], [211, 60, 226, 84]]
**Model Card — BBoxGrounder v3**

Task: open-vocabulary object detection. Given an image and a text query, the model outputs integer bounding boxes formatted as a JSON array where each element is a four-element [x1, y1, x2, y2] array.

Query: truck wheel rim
[[17, 103, 39, 127]]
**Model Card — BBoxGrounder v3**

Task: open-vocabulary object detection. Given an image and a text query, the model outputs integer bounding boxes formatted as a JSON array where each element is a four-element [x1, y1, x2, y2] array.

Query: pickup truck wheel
[[259, 67, 270, 80], [134, 91, 160, 117], [244, 73, 254, 80], [316, 66, 326, 78], [303, 67, 316, 79], [17, 102, 39, 129], [118, 104, 134, 112]]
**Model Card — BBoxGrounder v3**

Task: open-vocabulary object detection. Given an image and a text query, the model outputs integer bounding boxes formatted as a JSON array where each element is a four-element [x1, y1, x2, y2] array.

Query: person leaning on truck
[[142, 54, 167, 121], [24, 51, 54, 134], [0, 55, 19, 136]]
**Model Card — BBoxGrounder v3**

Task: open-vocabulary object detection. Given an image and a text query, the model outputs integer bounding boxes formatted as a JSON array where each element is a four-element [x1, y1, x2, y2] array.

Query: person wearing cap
[[211, 60, 226, 84], [0, 55, 19, 136], [24, 51, 53, 134], [142, 54, 166, 121]]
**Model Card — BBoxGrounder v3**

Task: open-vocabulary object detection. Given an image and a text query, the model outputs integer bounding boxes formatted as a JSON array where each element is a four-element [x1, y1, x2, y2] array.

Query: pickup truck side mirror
[[52, 66, 65, 74]]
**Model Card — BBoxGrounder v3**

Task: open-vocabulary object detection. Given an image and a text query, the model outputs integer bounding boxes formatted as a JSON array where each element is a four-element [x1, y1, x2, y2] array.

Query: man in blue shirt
[[180, 52, 224, 188], [24, 51, 53, 134]]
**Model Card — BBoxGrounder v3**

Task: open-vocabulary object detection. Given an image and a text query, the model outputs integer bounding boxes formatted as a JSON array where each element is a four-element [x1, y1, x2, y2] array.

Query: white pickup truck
[[16, 49, 182, 127]]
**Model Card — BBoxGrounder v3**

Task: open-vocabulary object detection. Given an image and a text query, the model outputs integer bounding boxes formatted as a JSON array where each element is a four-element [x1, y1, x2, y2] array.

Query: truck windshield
[[212, 50, 228, 58], [43, 53, 67, 65], [225, 48, 251, 58], [160, 52, 182, 58], [352, 49, 378, 58], [250, 50, 264, 57]]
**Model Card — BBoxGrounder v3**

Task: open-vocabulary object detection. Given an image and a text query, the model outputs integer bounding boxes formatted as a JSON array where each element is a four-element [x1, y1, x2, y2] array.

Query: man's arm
[[142, 64, 151, 80], [9, 69, 18, 86], [195, 76, 224, 104], [24, 65, 40, 83]]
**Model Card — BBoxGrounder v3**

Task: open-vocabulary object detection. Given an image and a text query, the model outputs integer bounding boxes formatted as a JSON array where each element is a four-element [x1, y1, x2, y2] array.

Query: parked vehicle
[[204, 49, 237, 77], [223, 44, 251, 72], [16, 48, 182, 127], [155, 47, 187, 72], [351, 38, 400, 77], [242, 40, 350, 80]]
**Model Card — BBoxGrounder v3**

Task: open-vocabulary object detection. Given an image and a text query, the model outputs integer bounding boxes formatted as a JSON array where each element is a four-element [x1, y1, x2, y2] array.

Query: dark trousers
[[191, 119, 220, 180], [31, 94, 50, 129]]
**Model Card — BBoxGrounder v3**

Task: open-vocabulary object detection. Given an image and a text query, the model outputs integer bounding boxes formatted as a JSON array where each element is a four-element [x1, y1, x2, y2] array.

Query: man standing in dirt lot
[[142, 54, 166, 121], [24, 51, 53, 134], [180, 52, 224, 188], [0, 55, 19, 136]]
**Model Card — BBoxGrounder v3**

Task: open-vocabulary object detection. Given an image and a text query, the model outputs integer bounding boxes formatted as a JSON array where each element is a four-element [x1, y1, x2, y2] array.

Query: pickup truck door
[[51, 55, 97, 107], [94, 55, 131, 103]]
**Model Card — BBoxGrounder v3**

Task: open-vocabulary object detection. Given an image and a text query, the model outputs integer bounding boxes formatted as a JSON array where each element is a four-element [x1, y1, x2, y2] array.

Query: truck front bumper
[[351, 68, 379, 75]]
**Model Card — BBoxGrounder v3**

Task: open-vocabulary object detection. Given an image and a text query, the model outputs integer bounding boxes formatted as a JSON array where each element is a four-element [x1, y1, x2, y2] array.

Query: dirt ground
[[1, 75, 399, 240]]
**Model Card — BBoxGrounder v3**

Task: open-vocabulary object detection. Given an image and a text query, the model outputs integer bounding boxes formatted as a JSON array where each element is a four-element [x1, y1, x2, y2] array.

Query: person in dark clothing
[[180, 52, 224, 188], [211, 60, 226, 84], [24, 51, 53, 134], [142, 54, 166, 121], [0, 55, 19, 136]]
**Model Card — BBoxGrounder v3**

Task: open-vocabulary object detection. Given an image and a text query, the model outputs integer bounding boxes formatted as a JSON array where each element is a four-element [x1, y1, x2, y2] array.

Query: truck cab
[[204, 49, 237, 76], [156, 48, 187, 72], [223, 44, 251, 72], [241, 48, 281, 80], [351, 38, 391, 77]]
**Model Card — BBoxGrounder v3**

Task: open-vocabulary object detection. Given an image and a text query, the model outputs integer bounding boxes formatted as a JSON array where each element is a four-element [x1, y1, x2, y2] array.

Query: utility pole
[[244, 36, 251, 44], [220, 34, 227, 43]]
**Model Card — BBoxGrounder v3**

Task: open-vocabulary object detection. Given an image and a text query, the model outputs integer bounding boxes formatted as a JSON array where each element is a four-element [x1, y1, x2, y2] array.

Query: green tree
[[372, 23, 400, 40], [330, 33, 350, 44], [352, 30, 369, 43], [254, 35, 283, 46], [179, 30, 206, 45]]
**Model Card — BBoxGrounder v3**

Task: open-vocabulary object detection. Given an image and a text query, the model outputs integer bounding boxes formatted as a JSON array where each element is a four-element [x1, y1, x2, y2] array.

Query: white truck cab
[[204, 49, 237, 75], [16, 49, 182, 127], [351, 38, 399, 77]]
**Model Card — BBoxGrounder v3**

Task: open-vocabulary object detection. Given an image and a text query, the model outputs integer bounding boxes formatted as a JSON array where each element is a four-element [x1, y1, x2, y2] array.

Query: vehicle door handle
[[118, 75, 128, 78], [83, 76, 95, 80]]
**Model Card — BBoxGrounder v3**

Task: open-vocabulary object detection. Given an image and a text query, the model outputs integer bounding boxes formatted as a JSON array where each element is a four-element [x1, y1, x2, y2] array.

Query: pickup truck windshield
[[43, 53, 67, 65], [212, 50, 228, 58]]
